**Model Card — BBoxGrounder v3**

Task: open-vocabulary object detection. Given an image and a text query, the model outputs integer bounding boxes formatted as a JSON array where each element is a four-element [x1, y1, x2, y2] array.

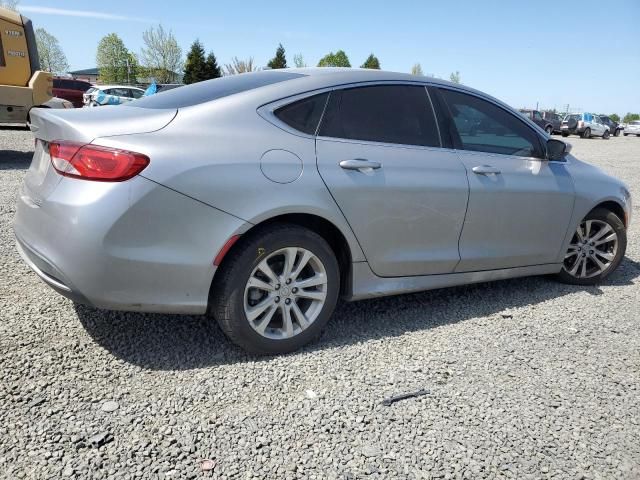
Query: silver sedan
[[15, 69, 632, 354]]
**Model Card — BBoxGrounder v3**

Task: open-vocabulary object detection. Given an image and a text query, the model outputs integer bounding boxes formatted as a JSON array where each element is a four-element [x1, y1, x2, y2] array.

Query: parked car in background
[[624, 120, 640, 136], [157, 84, 183, 93], [543, 111, 562, 134], [519, 109, 554, 134], [561, 113, 610, 139], [53, 78, 93, 108], [16, 69, 631, 354], [83, 85, 145, 107], [599, 115, 622, 136]]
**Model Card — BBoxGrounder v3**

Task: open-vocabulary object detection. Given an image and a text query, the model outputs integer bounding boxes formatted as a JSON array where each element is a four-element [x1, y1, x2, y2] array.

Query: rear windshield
[[565, 114, 581, 121], [126, 71, 305, 109]]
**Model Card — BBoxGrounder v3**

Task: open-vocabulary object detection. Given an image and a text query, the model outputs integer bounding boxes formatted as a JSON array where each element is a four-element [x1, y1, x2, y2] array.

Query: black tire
[[545, 125, 553, 135], [561, 132, 569, 137], [637, 134, 640, 137], [210, 223, 340, 355], [582, 128, 591, 139], [623, 133, 628, 136], [614, 129, 620, 137], [603, 130, 610, 140], [556, 208, 626, 286]]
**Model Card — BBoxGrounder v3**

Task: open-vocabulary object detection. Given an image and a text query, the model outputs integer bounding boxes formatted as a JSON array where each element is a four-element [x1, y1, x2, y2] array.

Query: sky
[[18, 0, 640, 115]]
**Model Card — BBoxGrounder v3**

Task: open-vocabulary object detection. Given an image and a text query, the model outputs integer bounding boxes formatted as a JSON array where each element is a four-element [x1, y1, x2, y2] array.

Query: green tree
[[293, 53, 306, 68], [411, 63, 424, 76], [204, 52, 222, 79], [360, 54, 380, 69], [609, 113, 620, 123], [317, 50, 351, 67], [141, 24, 182, 83], [96, 33, 137, 83], [35, 28, 69, 74], [623, 113, 640, 123], [183, 40, 207, 84], [449, 71, 461, 84], [267, 43, 287, 69]]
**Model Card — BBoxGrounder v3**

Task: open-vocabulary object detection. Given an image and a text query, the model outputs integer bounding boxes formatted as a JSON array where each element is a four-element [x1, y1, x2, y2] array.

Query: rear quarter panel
[[93, 96, 366, 262]]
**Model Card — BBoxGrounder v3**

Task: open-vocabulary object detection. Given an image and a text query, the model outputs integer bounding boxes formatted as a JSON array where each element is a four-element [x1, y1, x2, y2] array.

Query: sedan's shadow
[[75, 257, 640, 371], [0, 149, 33, 171]]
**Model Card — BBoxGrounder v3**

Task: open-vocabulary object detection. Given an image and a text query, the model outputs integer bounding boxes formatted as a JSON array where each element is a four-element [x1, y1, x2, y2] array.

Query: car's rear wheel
[[210, 224, 340, 355], [561, 132, 569, 137], [556, 208, 626, 285], [623, 133, 628, 136], [603, 130, 610, 139], [545, 125, 553, 135], [614, 129, 620, 137], [582, 128, 591, 139]]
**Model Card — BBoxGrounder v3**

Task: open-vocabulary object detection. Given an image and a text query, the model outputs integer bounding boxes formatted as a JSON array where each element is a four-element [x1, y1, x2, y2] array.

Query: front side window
[[533, 111, 543, 120], [319, 85, 440, 147], [274, 92, 329, 135], [440, 89, 542, 158]]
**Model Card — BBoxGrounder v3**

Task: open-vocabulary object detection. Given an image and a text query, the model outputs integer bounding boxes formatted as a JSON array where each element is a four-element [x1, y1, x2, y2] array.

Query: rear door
[[437, 88, 575, 271], [316, 84, 469, 277]]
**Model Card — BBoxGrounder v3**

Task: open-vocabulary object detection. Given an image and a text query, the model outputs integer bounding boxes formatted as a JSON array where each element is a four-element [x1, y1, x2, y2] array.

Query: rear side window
[[127, 71, 304, 109], [274, 93, 328, 135], [319, 85, 440, 147], [440, 89, 542, 158]]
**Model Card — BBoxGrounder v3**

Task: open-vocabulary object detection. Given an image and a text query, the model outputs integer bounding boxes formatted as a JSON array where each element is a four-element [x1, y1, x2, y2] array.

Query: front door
[[438, 88, 575, 272], [316, 84, 469, 277]]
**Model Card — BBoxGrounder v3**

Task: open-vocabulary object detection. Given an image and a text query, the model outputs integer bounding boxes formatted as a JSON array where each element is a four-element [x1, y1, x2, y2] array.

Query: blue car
[[83, 85, 145, 107]]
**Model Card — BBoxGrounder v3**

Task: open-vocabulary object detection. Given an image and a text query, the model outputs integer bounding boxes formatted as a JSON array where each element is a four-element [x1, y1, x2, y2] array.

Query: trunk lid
[[23, 106, 177, 204], [28, 105, 177, 142]]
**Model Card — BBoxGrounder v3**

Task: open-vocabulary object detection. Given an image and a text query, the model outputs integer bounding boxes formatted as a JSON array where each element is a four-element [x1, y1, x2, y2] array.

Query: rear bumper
[[14, 174, 247, 314]]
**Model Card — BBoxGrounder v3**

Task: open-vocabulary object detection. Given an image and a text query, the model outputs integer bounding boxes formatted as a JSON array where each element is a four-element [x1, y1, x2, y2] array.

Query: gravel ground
[[1, 128, 639, 480]]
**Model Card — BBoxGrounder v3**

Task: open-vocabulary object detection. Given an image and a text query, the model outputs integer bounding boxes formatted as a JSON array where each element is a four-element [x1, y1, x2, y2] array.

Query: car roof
[[96, 85, 145, 90]]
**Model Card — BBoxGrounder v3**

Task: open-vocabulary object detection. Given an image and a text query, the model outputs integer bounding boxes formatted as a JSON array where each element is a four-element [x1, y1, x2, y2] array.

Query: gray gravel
[[1, 128, 639, 479]]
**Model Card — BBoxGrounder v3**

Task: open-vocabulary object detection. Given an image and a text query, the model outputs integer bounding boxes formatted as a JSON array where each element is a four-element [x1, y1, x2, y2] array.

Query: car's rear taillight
[[578, 121, 584, 128], [49, 141, 149, 182]]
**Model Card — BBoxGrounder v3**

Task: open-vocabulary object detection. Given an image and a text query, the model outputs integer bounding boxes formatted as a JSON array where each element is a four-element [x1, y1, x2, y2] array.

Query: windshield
[[631, 121, 640, 126], [126, 71, 305, 109]]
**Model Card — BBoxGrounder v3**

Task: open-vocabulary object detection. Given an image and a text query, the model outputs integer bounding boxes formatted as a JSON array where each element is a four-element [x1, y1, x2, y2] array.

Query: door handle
[[472, 165, 501, 175], [339, 159, 382, 172]]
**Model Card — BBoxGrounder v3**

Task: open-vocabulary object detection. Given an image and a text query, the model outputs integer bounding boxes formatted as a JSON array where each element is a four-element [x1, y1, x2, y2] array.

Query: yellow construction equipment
[[0, 7, 52, 124]]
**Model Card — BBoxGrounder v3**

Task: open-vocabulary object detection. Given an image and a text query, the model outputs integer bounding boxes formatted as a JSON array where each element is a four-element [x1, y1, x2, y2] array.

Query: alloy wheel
[[243, 247, 328, 340], [563, 219, 618, 279]]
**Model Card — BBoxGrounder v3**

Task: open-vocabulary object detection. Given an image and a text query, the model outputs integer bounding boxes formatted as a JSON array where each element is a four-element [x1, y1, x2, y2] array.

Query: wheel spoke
[[594, 249, 615, 261], [595, 233, 617, 246], [246, 296, 274, 322], [588, 224, 612, 242], [575, 224, 585, 243], [591, 254, 607, 273], [290, 250, 313, 281], [296, 289, 326, 301], [290, 300, 309, 330], [294, 274, 326, 289], [584, 220, 593, 239], [254, 304, 277, 334], [282, 304, 294, 337], [568, 255, 583, 276], [580, 257, 587, 278], [257, 259, 280, 285], [281, 247, 298, 279], [247, 276, 275, 292]]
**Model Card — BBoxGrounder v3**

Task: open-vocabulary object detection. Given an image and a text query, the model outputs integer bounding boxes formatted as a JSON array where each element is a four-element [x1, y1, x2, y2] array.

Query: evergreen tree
[[360, 54, 380, 69], [267, 43, 287, 69], [204, 52, 222, 79], [183, 40, 207, 84]]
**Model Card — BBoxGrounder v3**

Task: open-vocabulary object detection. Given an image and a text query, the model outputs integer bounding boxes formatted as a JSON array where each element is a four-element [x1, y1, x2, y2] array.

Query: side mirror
[[546, 138, 571, 161]]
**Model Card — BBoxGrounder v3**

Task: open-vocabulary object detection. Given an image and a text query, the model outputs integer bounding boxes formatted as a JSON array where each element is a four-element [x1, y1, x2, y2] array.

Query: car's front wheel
[[545, 125, 553, 135], [556, 208, 626, 285], [603, 130, 610, 139], [210, 224, 340, 354], [582, 128, 591, 139]]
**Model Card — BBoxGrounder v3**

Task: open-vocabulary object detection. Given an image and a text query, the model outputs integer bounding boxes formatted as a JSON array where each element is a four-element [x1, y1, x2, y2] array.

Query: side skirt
[[345, 262, 562, 301]]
